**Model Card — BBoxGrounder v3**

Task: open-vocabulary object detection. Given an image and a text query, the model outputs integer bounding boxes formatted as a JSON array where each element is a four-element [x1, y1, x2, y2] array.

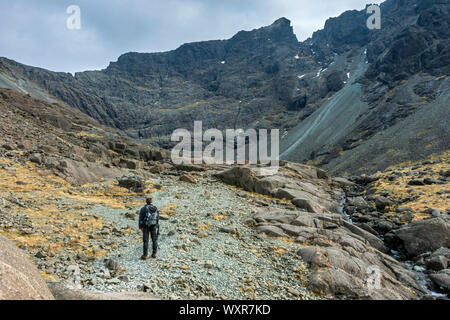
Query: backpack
[[144, 204, 159, 227]]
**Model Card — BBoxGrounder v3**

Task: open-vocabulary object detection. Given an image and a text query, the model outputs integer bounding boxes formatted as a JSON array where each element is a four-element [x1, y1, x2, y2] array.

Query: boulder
[[343, 221, 388, 253], [117, 175, 144, 193], [426, 256, 448, 271], [347, 196, 369, 210], [179, 174, 197, 184], [374, 196, 393, 210], [214, 167, 257, 191], [291, 198, 315, 212], [119, 159, 138, 170], [254, 176, 287, 195], [0, 235, 54, 300], [393, 217, 450, 257], [256, 225, 288, 238], [429, 269, 450, 292]]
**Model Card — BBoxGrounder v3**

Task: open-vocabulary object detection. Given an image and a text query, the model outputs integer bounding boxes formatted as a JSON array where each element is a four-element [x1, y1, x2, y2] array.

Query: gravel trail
[[83, 173, 316, 300]]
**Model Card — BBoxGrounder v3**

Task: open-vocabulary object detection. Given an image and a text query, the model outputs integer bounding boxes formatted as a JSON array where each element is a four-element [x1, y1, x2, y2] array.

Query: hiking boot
[[140, 255, 147, 260], [151, 253, 157, 259]]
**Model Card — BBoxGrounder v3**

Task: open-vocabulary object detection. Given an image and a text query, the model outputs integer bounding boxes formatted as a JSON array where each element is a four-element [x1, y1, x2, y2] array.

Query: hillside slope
[[0, 0, 448, 175]]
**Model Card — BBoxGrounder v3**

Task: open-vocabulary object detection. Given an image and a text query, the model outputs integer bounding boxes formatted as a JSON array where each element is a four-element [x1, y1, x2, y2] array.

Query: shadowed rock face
[[0, 235, 54, 300], [0, 0, 449, 175]]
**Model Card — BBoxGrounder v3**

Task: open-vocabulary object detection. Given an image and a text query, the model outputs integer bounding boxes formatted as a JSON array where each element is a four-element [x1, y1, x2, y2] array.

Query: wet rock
[[29, 153, 43, 164], [426, 256, 448, 271], [429, 269, 450, 292]]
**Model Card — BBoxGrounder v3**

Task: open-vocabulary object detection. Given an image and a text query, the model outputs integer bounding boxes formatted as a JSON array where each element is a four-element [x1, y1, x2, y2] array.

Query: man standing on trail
[[138, 198, 159, 260]]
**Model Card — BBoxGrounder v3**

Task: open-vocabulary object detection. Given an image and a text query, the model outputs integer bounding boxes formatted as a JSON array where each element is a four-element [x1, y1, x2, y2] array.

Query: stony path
[[84, 174, 316, 300]]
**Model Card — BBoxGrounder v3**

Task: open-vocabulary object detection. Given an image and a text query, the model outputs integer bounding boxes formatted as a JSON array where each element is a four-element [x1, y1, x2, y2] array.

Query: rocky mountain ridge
[[0, 0, 448, 174]]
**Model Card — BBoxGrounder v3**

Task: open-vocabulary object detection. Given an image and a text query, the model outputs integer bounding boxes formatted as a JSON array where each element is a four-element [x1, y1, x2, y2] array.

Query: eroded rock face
[[253, 208, 423, 300], [214, 163, 338, 214], [0, 235, 54, 300], [47, 282, 158, 300], [117, 175, 144, 193]]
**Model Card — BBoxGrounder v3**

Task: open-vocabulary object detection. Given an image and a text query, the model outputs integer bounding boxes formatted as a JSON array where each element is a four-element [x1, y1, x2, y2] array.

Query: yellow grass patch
[[373, 150, 450, 221], [196, 222, 211, 231], [0, 158, 136, 263], [273, 247, 287, 255], [76, 131, 103, 139], [161, 204, 177, 216]]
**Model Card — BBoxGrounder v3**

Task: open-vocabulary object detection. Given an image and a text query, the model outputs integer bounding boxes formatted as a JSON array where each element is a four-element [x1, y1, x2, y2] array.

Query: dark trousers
[[142, 225, 158, 256]]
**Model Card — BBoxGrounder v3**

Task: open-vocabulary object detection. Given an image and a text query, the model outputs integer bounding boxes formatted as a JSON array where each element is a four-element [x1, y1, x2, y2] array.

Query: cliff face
[[0, 0, 449, 174], [0, 17, 314, 146]]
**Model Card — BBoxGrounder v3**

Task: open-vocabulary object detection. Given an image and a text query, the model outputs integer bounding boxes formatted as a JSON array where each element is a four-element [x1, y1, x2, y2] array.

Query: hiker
[[138, 198, 160, 260]]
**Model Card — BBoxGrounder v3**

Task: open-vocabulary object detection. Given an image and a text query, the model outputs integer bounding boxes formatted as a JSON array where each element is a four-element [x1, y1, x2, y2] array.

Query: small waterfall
[[337, 192, 352, 223]]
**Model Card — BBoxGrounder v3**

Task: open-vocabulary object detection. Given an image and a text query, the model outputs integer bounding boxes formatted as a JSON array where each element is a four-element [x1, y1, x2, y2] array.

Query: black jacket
[[139, 204, 159, 229]]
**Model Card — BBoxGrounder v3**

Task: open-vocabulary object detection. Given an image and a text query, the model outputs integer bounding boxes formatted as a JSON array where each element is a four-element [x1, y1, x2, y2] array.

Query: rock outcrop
[[0, 235, 54, 300], [253, 208, 421, 299], [387, 216, 450, 257]]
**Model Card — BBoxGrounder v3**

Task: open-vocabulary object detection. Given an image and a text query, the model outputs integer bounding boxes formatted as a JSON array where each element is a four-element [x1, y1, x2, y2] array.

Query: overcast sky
[[0, 0, 384, 74]]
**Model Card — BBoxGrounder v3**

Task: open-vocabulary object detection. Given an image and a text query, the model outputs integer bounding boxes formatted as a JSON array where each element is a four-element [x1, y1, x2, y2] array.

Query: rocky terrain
[[0, 0, 448, 174], [0, 89, 448, 299], [0, 0, 449, 301]]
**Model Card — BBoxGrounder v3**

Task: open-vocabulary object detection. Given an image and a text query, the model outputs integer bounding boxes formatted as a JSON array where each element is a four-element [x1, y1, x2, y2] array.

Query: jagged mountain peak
[[0, 0, 449, 175]]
